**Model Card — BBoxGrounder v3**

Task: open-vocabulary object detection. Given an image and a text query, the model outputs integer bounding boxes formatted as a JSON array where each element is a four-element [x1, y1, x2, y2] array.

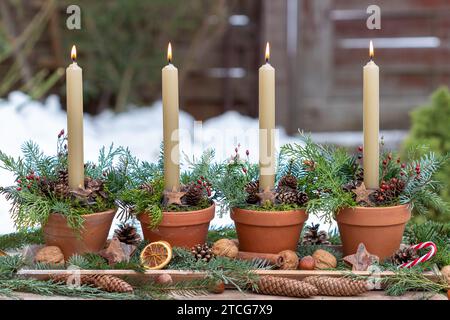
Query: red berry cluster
[[17, 170, 40, 191], [196, 176, 212, 197], [373, 177, 405, 203]]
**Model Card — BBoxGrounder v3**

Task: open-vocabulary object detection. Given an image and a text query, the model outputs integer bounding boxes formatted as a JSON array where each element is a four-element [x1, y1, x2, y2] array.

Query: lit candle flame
[[167, 42, 172, 63], [71, 45, 77, 62], [265, 42, 270, 63], [369, 40, 374, 60]]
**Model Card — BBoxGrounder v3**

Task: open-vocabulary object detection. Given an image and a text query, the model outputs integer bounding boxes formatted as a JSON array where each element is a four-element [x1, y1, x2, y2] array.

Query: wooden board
[[17, 269, 440, 283]]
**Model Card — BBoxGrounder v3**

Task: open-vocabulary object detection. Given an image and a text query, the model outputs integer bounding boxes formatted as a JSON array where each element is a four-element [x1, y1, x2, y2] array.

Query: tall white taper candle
[[363, 41, 380, 189]]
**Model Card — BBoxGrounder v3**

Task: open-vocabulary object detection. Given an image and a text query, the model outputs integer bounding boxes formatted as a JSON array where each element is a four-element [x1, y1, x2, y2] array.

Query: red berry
[[246, 150, 249, 156], [391, 178, 398, 183], [16, 187, 22, 191], [200, 176, 205, 180], [388, 153, 392, 160], [400, 172, 405, 176], [401, 163, 406, 168], [358, 146, 363, 152], [17, 179, 22, 184], [242, 168, 247, 173], [235, 147, 238, 153], [380, 188, 385, 192], [382, 160, 387, 165], [385, 185, 390, 190], [397, 158, 401, 163]]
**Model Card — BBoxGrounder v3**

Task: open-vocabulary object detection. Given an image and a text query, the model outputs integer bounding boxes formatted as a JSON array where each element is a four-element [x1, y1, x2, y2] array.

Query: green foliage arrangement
[[402, 87, 450, 222], [282, 133, 449, 223], [0, 132, 128, 231], [213, 145, 314, 215], [404, 221, 450, 268], [116, 148, 218, 228]]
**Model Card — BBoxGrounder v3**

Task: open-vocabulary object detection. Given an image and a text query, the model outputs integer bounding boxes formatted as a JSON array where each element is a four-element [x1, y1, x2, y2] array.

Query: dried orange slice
[[140, 241, 173, 270]]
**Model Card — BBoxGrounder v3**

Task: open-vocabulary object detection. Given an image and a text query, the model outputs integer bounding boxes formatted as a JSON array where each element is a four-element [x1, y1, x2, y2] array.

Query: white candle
[[363, 41, 379, 189], [66, 45, 84, 190], [162, 43, 180, 191], [259, 42, 276, 191]]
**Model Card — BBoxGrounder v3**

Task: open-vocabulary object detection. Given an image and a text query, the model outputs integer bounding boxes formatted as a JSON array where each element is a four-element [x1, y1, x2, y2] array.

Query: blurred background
[[0, 0, 449, 231]]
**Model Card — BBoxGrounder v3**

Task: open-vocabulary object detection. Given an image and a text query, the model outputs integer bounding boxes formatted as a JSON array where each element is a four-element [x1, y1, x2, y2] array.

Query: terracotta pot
[[43, 208, 116, 259], [336, 204, 411, 260], [231, 207, 308, 254], [138, 203, 215, 248]]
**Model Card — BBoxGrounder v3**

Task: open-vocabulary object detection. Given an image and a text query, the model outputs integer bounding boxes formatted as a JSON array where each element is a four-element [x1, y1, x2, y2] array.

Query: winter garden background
[[1, 0, 449, 235]]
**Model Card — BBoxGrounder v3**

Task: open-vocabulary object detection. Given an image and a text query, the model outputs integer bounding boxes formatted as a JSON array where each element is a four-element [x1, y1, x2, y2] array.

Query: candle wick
[[265, 58, 269, 64]]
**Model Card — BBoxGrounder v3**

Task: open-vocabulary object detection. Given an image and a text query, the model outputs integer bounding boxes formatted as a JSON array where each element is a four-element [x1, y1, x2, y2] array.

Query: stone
[[35, 246, 64, 264]]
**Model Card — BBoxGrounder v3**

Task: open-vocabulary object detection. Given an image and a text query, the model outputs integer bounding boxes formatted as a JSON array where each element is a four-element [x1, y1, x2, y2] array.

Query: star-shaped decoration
[[163, 187, 186, 206], [99, 237, 136, 266], [352, 182, 375, 205], [343, 242, 379, 271], [256, 186, 276, 205]]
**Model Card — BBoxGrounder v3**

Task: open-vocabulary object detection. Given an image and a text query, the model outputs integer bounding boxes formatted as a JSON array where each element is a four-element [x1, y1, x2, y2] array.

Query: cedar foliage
[[0, 134, 127, 230], [282, 133, 448, 223], [402, 87, 450, 222], [116, 147, 217, 228]]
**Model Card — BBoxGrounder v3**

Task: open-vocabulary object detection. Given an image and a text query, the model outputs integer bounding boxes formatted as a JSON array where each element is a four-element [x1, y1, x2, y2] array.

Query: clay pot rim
[[231, 206, 306, 215], [336, 203, 411, 227], [138, 202, 215, 217], [138, 203, 215, 227], [340, 203, 409, 211], [49, 207, 117, 219], [231, 207, 308, 227]]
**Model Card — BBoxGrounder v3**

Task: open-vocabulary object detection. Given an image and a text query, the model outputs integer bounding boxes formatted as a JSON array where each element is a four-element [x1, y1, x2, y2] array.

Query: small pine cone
[[278, 175, 298, 190], [245, 180, 259, 194], [139, 183, 154, 194], [54, 182, 70, 198], [51, 274, 133, 293], [256, 276, 318, 298], [245, 180, 260, 204], [88, 274, 134, 293], [114, 223, 141, 246], [296, 191, 309, 206], [57, 169, 69, 186], [276, 191, 298, 205], [183, 183, 204, 206], [390, 246, 419, 266], [303, 276, 368, 296], [191, 243, 214, 262]]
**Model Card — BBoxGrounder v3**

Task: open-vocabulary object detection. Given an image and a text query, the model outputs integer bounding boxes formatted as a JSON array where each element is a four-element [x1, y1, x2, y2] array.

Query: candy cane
[[398, 241, 437, 269]]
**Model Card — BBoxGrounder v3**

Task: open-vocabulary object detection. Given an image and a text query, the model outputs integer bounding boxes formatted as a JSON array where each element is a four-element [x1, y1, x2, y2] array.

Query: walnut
[[35, 246, 64, 264], [277, 250, 299, 270], [212, 239, 238, 258], [312, 249, 337, 270], [441, 265, 450, 284]]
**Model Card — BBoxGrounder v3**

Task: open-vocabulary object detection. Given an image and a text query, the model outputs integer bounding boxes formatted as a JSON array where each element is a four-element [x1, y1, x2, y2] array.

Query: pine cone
[[304, 276, 368, 296], [51, 274, 133, 293], [191, 243, 214, 262], [114, 223, 141, 246], [390, 246, 419, 266], [302, 223, 330, 245], [278, 174, 297, 190], [183, 183, 204, 206], [296, 191, 309, 206], [256, 276, 318, 298], [139, 183, 154, 194], [89, 274, 134, 293], [276, 191, 298, 205], [245, 180, 259, 204]]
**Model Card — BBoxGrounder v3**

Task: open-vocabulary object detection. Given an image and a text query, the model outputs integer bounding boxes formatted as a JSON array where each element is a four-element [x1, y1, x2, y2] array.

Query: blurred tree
[[60, 0, 228, 113], [402, 87, 450, 222]]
